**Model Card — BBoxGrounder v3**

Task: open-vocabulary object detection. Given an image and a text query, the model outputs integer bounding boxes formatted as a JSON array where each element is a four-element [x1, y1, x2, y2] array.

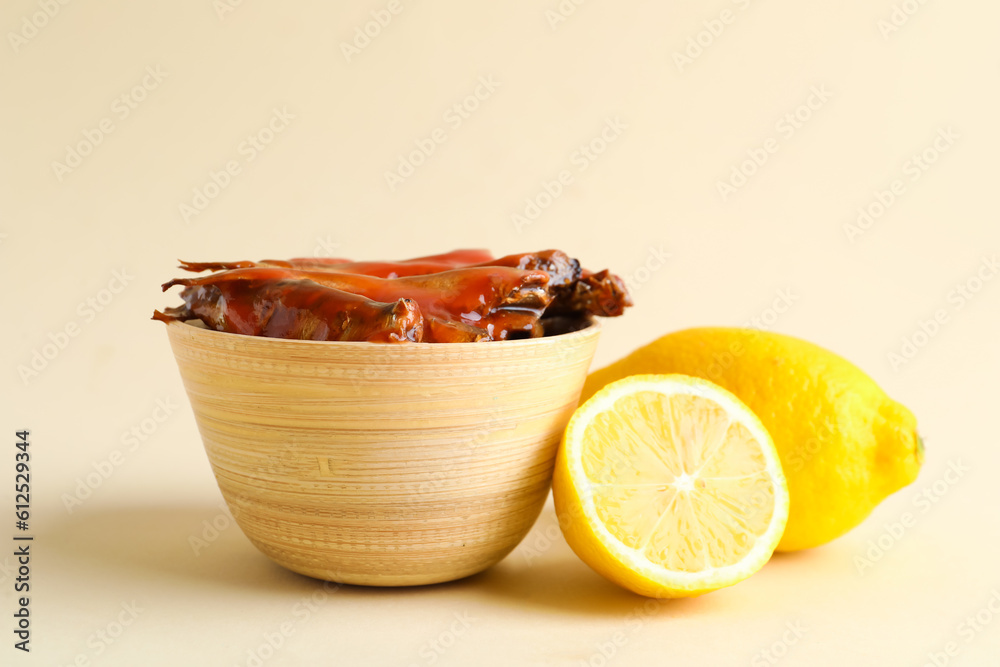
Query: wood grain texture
[[164, 320, 602, 586]]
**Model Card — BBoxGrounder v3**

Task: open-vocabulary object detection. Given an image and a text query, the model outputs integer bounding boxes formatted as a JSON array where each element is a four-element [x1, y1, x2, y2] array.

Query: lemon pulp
[[555, 375, 788, 597]]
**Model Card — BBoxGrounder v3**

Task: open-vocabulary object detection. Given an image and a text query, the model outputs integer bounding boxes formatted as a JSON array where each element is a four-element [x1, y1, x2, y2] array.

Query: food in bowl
[[153, 249, 631, 342]]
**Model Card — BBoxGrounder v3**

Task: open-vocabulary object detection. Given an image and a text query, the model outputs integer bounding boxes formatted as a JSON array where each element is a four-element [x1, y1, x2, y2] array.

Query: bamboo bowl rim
[[166, 317, 602, 352]]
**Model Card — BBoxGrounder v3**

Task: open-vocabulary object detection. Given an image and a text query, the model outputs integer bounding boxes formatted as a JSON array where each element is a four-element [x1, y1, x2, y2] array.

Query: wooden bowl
[[164, 320, 601, 586]]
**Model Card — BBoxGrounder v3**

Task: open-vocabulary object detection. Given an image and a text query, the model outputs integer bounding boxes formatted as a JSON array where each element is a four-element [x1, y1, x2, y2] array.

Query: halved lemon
[[553, 374, 789, 597]]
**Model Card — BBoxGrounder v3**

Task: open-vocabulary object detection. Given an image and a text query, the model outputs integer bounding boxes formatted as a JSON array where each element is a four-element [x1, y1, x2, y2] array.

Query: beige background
[[2, 0, 999, 665]]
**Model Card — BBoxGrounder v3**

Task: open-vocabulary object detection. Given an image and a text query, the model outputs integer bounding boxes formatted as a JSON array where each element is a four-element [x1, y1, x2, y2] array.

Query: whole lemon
[[581, 328, 924, 552]]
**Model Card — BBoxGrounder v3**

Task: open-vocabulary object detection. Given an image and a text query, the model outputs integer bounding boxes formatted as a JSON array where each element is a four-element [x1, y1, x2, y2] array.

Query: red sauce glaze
[[159, 249, 632, 343], [163, 265, 551, 343], [278, 249, 496, 278], [157, 279, 422, 342]]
